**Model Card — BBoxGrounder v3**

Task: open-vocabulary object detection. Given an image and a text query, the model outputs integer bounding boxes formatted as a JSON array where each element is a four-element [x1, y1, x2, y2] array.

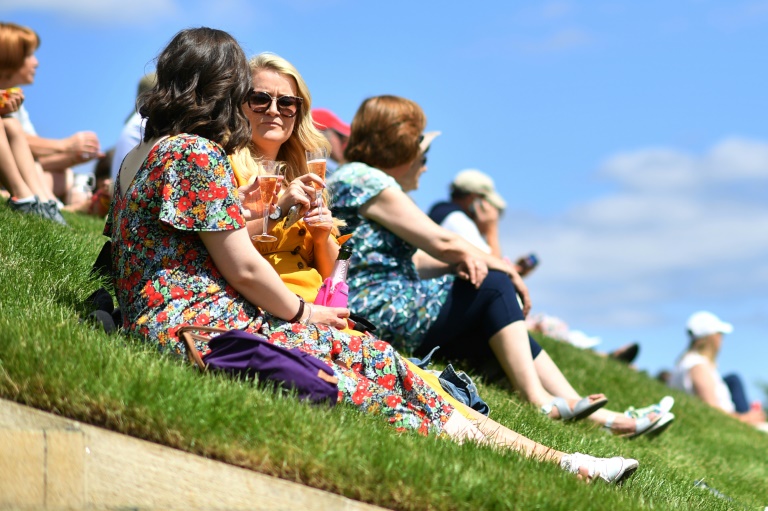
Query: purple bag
[[179, 326, 339, 405]]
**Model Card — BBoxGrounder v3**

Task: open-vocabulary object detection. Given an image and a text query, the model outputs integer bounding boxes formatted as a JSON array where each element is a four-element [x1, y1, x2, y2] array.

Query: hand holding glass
[[245, 160, 285, 242], [305, 148, 332, 226]]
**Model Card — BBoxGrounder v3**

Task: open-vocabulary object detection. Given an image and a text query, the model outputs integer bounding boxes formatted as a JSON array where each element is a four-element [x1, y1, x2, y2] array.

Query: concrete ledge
[[0, 399, 386, 511]]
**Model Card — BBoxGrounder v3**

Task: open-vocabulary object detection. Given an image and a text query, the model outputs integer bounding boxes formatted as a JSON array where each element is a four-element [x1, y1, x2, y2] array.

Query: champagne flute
[[305, 148, 332, 226], [249, 160, 285, 242]]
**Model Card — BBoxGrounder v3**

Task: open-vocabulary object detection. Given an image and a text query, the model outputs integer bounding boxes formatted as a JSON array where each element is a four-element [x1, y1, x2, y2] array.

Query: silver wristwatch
[[268, 205, 283, 221]]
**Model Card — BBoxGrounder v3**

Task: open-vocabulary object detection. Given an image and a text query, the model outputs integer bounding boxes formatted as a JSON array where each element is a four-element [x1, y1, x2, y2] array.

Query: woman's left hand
[[238, 176, 282, 221], [0, 88, 24, 115], [455, 257, 489, 289], [277, 174, 323, 216], [508, 269, 532, 317], [304, 205, 334, 240], [307, 304, 350, 329]]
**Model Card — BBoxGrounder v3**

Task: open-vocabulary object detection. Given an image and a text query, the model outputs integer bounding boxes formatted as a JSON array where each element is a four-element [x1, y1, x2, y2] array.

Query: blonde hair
[[232, 52, 330, 186], [231, 53, 343, 232]]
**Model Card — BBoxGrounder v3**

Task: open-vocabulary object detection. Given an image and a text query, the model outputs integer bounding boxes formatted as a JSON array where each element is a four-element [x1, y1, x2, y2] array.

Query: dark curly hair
[[140, 27, 251, 154], [343, 95, 425, 170]]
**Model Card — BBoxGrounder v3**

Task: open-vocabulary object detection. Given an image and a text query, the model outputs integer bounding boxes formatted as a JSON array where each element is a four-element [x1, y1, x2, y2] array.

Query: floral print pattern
[[328, 162, 453, 353], [105, 135, 453, 435]]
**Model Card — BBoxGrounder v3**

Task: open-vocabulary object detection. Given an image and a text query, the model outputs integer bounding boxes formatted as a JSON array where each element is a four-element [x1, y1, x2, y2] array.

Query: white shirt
[[669, 352, 735, 413], [8, 105, 37, 135], [440, 210, 492, 254], [111, 112, 146, 182]]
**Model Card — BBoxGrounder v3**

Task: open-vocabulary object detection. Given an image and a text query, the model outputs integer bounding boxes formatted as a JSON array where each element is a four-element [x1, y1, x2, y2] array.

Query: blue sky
[[3, 0, 767, 405]]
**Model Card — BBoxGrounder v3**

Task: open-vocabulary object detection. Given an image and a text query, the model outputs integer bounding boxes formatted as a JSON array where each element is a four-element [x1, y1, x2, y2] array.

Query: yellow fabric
[[231, 156, 331, 302], [406, 361, 473, 418], [258, 220, 325, 302]]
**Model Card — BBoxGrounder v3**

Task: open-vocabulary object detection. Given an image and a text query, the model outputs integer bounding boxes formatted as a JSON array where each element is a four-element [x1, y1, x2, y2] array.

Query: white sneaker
[[560, 452, 639, 484]]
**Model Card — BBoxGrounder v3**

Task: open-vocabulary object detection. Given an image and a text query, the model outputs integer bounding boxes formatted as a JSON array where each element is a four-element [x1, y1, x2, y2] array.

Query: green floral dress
[[328, 162, 453, 353], [105, 135, 453, 435]]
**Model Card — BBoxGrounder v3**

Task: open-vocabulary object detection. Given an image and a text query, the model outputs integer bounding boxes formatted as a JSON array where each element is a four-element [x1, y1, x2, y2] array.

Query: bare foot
[[607, 413, 659, 435]]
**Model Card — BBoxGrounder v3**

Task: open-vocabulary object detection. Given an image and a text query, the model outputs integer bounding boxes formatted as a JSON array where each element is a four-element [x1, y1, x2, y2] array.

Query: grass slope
[[1, 204, 766, 511]]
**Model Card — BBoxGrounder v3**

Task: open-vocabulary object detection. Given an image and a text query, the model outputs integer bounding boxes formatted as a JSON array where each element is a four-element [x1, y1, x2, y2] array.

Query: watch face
[[269, 205, 282, 220]]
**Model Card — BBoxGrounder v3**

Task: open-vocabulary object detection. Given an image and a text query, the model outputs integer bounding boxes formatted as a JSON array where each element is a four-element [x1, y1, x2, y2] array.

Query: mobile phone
[[518, 253, 539, 272], [467, 198, 482, 219], [284, 204, 302, 228]]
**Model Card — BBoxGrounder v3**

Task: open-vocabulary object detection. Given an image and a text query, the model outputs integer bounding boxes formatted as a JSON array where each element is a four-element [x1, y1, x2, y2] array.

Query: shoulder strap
[[177, 325, 230, 371]]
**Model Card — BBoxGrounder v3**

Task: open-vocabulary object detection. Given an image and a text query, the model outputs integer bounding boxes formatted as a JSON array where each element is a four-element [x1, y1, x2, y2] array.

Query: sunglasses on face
[[246, 90, 303, 118], [420, 143, 430, 166]]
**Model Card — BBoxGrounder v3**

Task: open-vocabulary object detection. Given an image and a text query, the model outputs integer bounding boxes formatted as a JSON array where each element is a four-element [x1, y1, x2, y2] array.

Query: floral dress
[[327, 162, 453, 353], [104, 134, 453, 434]]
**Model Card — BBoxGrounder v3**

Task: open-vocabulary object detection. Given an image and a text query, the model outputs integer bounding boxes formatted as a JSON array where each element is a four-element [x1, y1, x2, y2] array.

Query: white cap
[[686, 311, 734, 338], [451, 169, 507, 211]]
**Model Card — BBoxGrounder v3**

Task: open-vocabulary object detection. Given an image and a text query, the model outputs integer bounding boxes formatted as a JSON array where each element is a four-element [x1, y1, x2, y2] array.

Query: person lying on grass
[[104, 28, 639, 484]]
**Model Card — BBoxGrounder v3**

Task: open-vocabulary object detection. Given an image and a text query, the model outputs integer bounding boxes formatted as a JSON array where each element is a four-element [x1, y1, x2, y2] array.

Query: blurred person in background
[[111, 72, 156, 182], [428, 169, 537, 276], [329, 95, 673, 438], [670, 311, 767, 432], [311, 107, 349, 173], [0, 22, 103, 208], [0, 34, 65, 224]]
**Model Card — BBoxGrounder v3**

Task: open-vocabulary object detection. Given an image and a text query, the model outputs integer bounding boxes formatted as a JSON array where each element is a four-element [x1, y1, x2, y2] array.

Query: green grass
[[1, 203, 767, 511]]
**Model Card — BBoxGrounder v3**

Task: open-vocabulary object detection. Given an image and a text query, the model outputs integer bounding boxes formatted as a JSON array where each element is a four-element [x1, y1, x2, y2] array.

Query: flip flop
[[542, 396, 609, 421], [606, 410, 675, 439]]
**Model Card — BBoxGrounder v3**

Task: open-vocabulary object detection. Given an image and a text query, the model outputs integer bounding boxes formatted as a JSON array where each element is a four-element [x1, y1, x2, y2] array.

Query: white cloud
[[502, 137, 768, 329], [599, 137, 768, 193], [0, 0, 178, 22]]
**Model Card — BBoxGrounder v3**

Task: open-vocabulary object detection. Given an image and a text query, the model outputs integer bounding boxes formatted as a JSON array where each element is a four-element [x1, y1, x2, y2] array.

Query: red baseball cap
[[312, 108, 350, 137]]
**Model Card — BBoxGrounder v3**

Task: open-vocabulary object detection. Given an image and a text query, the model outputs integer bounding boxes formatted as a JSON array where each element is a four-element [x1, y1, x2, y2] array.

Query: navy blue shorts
[[416, 270, 542, 366]]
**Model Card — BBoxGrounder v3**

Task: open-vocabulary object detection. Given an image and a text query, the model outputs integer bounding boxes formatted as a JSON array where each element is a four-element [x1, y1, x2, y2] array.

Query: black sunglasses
[[246, 90, 303, 118]]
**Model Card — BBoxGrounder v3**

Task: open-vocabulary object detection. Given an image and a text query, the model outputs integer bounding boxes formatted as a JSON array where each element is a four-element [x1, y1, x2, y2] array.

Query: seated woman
[[327, 95, 673, 437], [106, 32, 638, 484], [670, 311, 767, 432], [0, 88, 65, 224]]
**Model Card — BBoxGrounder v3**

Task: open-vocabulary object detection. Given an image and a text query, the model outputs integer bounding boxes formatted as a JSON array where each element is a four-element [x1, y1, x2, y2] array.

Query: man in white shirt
[[111, 72, 156, 182], [428, 169, 538, 277]]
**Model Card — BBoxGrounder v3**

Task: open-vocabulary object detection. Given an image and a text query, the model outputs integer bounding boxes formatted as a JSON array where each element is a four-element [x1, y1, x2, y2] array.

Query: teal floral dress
[[327, 162, 453, 353], [105, 135, 453, 435]]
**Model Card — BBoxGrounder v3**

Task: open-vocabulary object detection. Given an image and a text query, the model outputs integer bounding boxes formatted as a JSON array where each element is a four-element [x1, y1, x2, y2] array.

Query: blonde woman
[[670, 311, 767, 430]]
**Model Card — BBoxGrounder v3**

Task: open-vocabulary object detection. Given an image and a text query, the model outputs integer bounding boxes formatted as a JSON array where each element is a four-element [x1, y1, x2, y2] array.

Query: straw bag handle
[[177, 325, 230, 371]]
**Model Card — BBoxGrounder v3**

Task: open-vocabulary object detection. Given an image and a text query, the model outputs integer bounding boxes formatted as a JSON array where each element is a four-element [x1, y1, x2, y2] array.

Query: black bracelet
[[289, 296, 305, 323]]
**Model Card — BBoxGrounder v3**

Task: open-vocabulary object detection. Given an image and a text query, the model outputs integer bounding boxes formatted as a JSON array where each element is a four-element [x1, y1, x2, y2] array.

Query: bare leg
[[444, 407, 638, 483], [443, 409, 563, 464], [534, 350, 654, 433], [3, 118, 53, 201], [488, 321, 603, 418], [0, 122, 35, 198], [488, 321, 554, 406], [49, 168, 72, 204]]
